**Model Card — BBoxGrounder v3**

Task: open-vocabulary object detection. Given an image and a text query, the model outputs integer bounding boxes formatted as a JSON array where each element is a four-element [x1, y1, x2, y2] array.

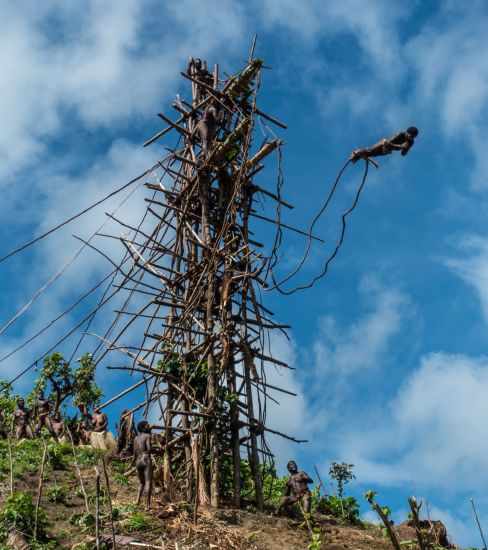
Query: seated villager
[[132, 421, 153, 510], [13, 398, 34, 440], [350, 127, 419, 163], [276, 460, 313, 516]]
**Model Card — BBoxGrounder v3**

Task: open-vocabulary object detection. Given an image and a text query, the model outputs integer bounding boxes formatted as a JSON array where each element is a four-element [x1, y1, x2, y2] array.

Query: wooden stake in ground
[[313, 464, 325, 496], [471, 498, 488, 550], [6, 436, 14, 496], [408, 497, 427, 550], [102, 457, 117, 550], [365, 492, 401, 550], [34, 440, 48, 541], [67, 428, 90, 513], [95, 466, 101, 550]]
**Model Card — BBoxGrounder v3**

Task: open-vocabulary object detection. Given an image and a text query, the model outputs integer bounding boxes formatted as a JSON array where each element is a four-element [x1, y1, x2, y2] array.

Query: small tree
[[29, 352, 102, 415], [72, 353, 103, 409], [329, 462, 355, 499], [0, 380, 17, 432]]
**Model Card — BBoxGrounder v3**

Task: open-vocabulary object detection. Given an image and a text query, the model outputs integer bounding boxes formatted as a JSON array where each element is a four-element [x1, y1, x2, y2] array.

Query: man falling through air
[[350, 126, 419, 163]]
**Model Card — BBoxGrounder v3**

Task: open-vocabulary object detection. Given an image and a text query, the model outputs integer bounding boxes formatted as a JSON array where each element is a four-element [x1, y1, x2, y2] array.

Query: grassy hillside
[[0, 439, 471, 549]]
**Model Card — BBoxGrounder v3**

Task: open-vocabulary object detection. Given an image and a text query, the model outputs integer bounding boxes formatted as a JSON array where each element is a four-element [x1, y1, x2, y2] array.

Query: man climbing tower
[[351, 127, 419, 163]]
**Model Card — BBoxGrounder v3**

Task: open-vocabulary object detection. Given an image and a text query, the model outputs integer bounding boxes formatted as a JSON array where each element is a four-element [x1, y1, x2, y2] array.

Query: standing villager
[[77, 403, 92, 444], [132, 421, 153, 510], [34, 391, 54, 436], [13, 398, 34, 440], [116, 409, 136, 457], [350, 127, 419, 163], [91, 408, 108, 433], [90, 407, 116, 453], [187, 57, 214, 102], [277, 460, 313, 516]]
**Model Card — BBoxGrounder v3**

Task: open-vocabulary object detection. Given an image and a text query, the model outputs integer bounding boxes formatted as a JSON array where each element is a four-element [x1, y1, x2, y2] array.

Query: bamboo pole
[[408, 497, 427, 550], [67, 428, 90, 513], [95, 467, 101, 550], [34, 441, 48, 541], [6, 436, 14, 496], [102, 458, 117, 550]]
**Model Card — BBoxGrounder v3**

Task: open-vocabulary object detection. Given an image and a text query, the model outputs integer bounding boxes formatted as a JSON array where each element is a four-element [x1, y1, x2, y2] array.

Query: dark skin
[[132, 422, 153, 510], [277, 461, 313, 516], [51, 414, 65, 440], [35, 394, 54, 436], [91, 408, 108, 433], [77, 403, 92, 444], [351, 127, 419, 163], [13, 399, 33, 440], [196, 104, 219, 159]]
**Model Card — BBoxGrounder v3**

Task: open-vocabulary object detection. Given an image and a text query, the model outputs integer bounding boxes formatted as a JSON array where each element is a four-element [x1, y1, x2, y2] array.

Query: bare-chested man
[[132, 421, 153, 510], [277, 460, 313, 516], [91, 407, 108, 433], [13, 398, 33, 440], [77, 403, 92, 444], [351, 127, 419, 163], [34, 391, 54, 436], [51, 412, 65, 441], [196, 103, 219, 159]]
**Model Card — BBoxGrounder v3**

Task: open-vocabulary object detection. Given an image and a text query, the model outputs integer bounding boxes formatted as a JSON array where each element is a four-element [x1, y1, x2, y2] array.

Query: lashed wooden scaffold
[[90, 46, 308, 511]]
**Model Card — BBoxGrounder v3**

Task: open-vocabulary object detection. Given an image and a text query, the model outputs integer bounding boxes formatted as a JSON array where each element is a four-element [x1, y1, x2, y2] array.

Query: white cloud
[[0, 1, 248, 182], [429, 505, 474, 548], [445, 235, 488, 324], [339, 352, 488, 491], [314, 277, 409, 378], [258, 0, 406, 76], [406, 4, 488, 189]]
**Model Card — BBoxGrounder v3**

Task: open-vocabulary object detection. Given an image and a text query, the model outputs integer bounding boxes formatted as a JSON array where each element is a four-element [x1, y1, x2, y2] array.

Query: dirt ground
[[0, 451, 451, 549]]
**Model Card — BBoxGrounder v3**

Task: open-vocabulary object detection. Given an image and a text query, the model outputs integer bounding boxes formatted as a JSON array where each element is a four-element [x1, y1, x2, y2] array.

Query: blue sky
[[1, 1, 488, 546]]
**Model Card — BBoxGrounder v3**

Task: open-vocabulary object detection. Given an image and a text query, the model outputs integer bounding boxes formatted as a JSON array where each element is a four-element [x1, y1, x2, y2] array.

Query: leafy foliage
[[123, 511, 152, 532], [46, 485, 69, 504], [315, 495, 360, 524], [72, 353, 103, 409], [329, 462, 355, 499], [307, 528, 323, 550], [29, 352, 102, 414], [0, 439, 44, 480], [0, 492, 49, 543], [0, 380, 17, 431]]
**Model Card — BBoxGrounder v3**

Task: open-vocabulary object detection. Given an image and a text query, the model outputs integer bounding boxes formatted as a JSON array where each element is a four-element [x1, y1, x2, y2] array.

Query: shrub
[[0, 492, 49, 542], [316, 495, 360, 524], [46, 485, 69, 504], [123, 511, 152, 532], [329, 462, 355, 499]]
